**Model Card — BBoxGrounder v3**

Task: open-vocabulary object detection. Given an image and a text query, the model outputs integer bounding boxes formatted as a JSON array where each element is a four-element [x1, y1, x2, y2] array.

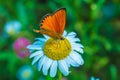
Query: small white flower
[[4, 20, 21, 36], [27, 31, 84, 77]]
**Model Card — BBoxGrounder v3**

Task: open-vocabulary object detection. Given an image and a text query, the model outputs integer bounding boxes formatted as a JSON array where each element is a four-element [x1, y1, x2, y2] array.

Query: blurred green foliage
[[0, 0, 120, 80]]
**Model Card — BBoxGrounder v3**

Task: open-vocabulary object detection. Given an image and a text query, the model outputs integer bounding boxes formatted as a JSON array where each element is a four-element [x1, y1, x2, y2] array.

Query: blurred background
[[0, 0, 120, 80]]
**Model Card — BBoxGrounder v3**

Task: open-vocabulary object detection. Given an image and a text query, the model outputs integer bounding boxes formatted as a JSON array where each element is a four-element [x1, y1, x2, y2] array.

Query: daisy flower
[[27, 31, 84, 77]]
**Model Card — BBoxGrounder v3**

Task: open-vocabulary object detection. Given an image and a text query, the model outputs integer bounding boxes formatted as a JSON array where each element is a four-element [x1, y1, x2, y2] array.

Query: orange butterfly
[[34, 8, 66, 40]]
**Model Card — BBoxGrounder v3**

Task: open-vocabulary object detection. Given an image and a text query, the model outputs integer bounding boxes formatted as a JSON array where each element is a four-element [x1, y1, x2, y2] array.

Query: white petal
[[67, 32, 76, 37], [50, 61, 57, 77], [72, 43, 84, 48], [35, 38, 46, 42], [63, 30, 67, 37], [33, 41, 42, 45], [72, 43, 84, 54], [38, 56, 46, 71], [33, 41, 44, 47], [42, 57, 53, 75], [70, 51, 84, 66], [32, 53, 43, 65], [33, 41, 45, 48], [30, 51, 43, 58], [66, 56, 79, 67], [29, 50, 34, 53], [72, 38, 80, 42], [64, 58, 70, 67], [74, 47, 84, 54], [43, 34, 49, 39], [27, 45, 42, 50], [58, 60, 69, 76], [67, 37, 80, 43]]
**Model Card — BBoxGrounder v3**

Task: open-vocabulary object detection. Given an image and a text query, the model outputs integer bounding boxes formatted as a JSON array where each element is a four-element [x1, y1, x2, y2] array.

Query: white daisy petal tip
[[29, 51, 43, 58], [77, 48, 84, 54], [72, 43, 84, 54], [50, 61, 57, 77], [66, 56, 80, 67], [27, 45, 42, 50], [26, 45, 31, 49], [38, 56, 46, 71], [42, 57, 53, 76], [67, 32, 76, 37], [58, 60, 69, 76], [74, 38, 80, 42], [80, 58, 84, 65], [70, 51, 84, 66], [31, 54, 43, 65]]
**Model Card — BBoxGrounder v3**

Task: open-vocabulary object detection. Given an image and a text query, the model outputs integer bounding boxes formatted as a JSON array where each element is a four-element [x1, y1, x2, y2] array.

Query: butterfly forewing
[[41, 15, 56, 33], [40, 8, 66, 35], [52, 8, 66, 34]]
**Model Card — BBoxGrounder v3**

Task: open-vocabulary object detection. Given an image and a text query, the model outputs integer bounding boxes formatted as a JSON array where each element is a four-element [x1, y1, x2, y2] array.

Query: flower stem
[[58, 70, 62, 80]]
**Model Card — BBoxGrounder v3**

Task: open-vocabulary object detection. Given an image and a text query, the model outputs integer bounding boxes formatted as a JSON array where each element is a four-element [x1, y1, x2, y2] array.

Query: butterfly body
[[35, 8, 66, 40]]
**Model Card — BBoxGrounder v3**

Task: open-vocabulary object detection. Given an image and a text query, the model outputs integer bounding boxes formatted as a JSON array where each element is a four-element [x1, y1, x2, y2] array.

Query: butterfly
[[34, 8, 66, 40]]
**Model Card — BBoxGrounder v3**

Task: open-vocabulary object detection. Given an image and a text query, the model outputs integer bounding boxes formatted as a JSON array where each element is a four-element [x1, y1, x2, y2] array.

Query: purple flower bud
[[13, 37, 30, 58]]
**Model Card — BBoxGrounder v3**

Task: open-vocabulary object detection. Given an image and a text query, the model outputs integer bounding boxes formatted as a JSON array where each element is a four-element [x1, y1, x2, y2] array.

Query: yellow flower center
[[44, 38, 72, 60], [23, 70, 30, 78]]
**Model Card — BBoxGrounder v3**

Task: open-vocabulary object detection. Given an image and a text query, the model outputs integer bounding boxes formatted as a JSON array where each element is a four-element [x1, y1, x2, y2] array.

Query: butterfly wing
[[40, 8, 66, 34]]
